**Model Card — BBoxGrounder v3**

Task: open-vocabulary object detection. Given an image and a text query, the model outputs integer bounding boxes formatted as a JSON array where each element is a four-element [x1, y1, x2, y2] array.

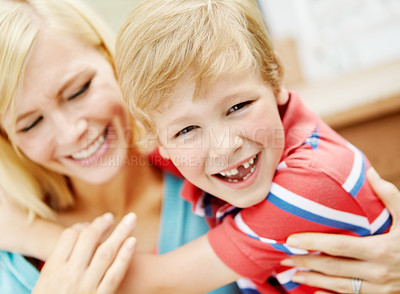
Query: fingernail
[[103, 212, 114, 222], [124, 237, 136, 250], [286, 236, 301, 247], [292, 274, 305, 283], [123, 212, 136, 227], [280, 258, 295, 266]]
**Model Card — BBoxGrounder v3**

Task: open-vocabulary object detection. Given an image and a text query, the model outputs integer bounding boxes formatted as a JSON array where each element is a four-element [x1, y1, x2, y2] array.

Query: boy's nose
[[208, 127, 243, 158]]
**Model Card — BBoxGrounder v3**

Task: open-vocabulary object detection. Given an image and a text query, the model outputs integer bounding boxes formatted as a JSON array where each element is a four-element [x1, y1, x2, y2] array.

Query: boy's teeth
[[227, 179, 239, 182], [218, 154, 257, 179], [243, 166, 256, 181], [71, 132, 106, 160], [220, 169, 238, 177]]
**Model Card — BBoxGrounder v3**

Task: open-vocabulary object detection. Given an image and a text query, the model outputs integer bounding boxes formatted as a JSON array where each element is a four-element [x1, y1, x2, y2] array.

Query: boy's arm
[[0, 190, 63, 260], [0, 185, 239, 293], [37, 219, 240, 293], [119, 234, 241, 294], [21, 217, 64, 260]]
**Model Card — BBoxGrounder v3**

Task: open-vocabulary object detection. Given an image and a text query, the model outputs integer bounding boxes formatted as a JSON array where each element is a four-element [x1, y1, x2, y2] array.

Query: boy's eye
[[175, 125, 199, 137], [227, 100, 253, 115], [68, 80, 92, 101], [20, 116, 43, 133]]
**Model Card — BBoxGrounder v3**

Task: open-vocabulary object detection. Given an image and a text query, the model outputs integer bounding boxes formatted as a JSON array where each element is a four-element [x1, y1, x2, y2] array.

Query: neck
[[65, 149, 163, 223]]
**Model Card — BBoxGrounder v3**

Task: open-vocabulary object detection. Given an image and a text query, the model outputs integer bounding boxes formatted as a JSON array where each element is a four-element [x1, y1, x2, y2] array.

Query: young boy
[[116, 0, 392, 293]]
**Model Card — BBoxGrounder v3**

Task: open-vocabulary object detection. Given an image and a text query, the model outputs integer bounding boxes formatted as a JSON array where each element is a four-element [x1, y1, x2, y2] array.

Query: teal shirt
[[0, 251, 39, 293], [0, 172, 240, 294]]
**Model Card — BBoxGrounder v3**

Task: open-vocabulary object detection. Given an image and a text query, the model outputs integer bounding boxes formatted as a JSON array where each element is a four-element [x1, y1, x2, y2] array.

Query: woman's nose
[[53, 112, 88, 145]]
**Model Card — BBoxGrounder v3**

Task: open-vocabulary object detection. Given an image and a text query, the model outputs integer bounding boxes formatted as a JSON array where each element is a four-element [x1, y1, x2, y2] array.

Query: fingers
[[293, 272, 356, 293], [34, 213, 137, 294], [291, 271, 394, 294], [286, 232, 374, 260], [97, 237, 136, 294], [46, 223, 86, 265], [68, 213, 115, 268], [85, 213, 136, 287], [367, 168, 400, 222], [281, 255, 379, 282]]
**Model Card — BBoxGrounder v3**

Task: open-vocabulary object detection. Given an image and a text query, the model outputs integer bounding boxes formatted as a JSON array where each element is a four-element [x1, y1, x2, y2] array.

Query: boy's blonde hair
[[116, 0, 283, 135], [0, 0, 116, 220]]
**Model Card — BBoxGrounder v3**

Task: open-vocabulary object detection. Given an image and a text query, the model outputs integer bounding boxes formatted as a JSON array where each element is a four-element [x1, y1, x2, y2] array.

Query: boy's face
[[152, 70, 288, 208]]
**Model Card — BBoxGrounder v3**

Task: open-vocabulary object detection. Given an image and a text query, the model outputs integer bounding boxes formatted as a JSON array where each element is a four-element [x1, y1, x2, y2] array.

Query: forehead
[[23, 29, 90, 88], [16, 29, 95, 106], [0, 29, 103, 132], [152, 70, 265, 122]]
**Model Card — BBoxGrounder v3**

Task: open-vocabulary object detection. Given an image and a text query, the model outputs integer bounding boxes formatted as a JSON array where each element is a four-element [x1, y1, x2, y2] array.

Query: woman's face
[[3, 29, 132, 184]]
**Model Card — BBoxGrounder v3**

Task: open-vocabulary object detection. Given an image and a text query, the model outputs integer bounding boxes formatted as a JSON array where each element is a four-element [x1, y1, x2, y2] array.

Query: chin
[[76, 161, 126, 184], [234, 193, 267, 208], [84, 171, 120, 185]]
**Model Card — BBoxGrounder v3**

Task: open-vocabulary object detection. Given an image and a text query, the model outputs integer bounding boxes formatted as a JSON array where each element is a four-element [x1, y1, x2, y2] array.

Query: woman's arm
[[280, 168, 400, 294]]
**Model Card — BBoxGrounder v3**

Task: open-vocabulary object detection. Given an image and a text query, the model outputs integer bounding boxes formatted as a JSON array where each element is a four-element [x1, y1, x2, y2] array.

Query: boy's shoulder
[[282, 91, 367, 191]]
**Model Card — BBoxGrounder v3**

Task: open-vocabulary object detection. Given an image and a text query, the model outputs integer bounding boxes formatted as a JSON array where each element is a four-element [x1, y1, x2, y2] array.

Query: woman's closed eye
[[20, 116, 43, 133], [227, 100, 254, 115], [68, 79, 92, 101], [175, 125, 199, 138]]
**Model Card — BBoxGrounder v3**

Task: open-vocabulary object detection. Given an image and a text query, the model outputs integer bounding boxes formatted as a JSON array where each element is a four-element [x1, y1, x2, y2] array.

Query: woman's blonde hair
[[116, 0, 283, 136], [0, 0, 116, 220]]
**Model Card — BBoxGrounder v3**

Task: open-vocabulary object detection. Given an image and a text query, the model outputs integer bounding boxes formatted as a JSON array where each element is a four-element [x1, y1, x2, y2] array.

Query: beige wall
[[82, 0, 142, 32]]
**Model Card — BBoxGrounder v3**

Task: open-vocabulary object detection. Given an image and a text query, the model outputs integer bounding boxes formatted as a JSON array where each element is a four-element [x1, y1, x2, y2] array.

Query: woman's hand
[[280, 168, 400, 294], [32, 212, 137, 294]]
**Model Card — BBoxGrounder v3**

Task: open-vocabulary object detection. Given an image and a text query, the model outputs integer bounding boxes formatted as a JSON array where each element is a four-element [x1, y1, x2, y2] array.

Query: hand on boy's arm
[[281, 168, 400, 294], [118, 234, 241, 294]]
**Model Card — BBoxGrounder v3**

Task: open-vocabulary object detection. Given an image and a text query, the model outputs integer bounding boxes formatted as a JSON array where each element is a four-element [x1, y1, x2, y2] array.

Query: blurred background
[[82, 0, 400, 187]]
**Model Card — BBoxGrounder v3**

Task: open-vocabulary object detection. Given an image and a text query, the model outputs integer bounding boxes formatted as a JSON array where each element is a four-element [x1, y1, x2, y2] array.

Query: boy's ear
[[158, 145, 170, 159], [276, 87, 289, 105]]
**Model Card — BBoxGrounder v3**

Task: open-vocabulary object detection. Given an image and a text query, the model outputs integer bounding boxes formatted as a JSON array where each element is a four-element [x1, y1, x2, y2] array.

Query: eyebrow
[[165, 91, 255, 127], [166, 114, 195, 128], [15, 68, 92, 124], [57, 67, 92, 97], [15, 110, 38, 125]]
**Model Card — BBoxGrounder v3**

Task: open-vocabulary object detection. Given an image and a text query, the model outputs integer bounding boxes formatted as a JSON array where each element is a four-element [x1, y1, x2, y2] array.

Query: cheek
[[17, 137, 53, 165], [90, 78, 128, 121], [169, 147, 206, 178], [96, 94, 127, 119], [109, 103, 131, 132], [246, 112, 284, 149]]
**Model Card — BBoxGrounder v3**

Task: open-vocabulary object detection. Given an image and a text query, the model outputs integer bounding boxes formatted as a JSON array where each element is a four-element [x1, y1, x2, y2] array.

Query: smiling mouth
[[70, 127, 108, 160], [214, 154, 259, 183]]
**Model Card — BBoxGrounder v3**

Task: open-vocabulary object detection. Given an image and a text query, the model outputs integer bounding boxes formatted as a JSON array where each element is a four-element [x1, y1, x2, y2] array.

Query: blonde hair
[[116, 0, 283, 135], [0, 0, 116, 220]]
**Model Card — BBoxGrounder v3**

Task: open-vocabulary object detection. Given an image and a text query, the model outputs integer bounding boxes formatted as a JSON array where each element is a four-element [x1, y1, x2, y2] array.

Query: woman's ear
[[276, 87, 289, 105]]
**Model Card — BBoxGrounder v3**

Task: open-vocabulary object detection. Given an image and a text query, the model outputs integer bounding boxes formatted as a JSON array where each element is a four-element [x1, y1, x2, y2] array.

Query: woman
[[0, 0, 239, 293]]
